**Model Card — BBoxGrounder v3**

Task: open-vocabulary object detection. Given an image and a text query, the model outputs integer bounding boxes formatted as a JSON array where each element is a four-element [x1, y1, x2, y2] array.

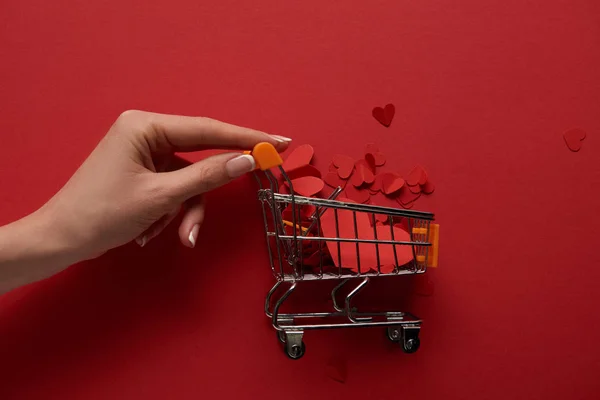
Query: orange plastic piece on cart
[[427, 224, 440, 267], [242, 150, 258, 170], [412, 227, 427, 235], [282, 220, 309, 234], [252, 142, 283, 170]]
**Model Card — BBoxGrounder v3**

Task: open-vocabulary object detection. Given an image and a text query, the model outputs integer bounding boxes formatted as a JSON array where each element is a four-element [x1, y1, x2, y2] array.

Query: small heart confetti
[[563, 128, 587, 152], [372, 104, 395, 127]]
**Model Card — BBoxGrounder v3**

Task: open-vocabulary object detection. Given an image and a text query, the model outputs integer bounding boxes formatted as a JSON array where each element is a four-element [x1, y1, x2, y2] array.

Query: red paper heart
[[282, 144, 314, 172], [324, 172, 347, 189], [381, 172, 405, 195], [408, 184, 421, 194], [406, 166, 426, 186], [563, 128, 586, 152], [418, 168, 428, 185], [397, 187, 421, 207], [351, 162, 375, 187], [364, 143, 386, 166], [285, 176, 324, 197], [421, 180, 435, 195], [332, 154, 355, 179], [344, 185, 370, 204], [364, 153, 377, 173], [356, 158, 375, 175], [370, 174, 384, 193], [372, 104, 395, 127], [287, 164, 322, 180]]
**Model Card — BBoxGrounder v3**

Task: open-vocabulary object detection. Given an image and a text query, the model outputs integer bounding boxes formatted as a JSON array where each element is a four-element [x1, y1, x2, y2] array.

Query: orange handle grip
[[250, 142, 283, 171]]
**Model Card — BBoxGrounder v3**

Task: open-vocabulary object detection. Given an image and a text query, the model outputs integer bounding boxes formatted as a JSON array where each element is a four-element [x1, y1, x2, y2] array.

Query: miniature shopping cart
[[249, 142, 440, 359]]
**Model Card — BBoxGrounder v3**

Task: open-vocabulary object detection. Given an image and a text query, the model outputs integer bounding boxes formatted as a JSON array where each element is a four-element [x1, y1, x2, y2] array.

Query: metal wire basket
[[250, 142, 440, 359]]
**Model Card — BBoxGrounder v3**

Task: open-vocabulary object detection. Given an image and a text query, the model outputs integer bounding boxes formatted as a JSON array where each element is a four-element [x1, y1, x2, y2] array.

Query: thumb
[[162, 152, 255, 201]]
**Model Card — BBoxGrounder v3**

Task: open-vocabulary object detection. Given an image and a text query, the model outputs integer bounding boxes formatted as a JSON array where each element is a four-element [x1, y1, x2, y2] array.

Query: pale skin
[[0, 110, 291, 294]]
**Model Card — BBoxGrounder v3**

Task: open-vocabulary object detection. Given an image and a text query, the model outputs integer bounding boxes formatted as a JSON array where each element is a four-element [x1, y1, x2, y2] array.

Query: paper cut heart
[[356, 158, 375, 175], [324, 172, 347, 189], [372, 104, 395, 127], [397, 187, 421, 207], [332, 154, 355, 179], [286, 164, 321, 180], [421, 180, 435, 195], [563, 128, 586, 152], [285, 176, 324, 197], [381, 172, 405, 195], [320, 198, 413, 272], [408, 184, 421, 194], [282, 144, 314, 172], [406, 166, 426, 186], [370, 174, 383, 193], [344, 185, 370, 203], [351, 162, 375, 187]]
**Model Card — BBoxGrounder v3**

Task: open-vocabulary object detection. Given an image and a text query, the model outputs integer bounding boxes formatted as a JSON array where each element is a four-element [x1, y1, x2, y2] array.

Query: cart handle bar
[[244, 142, 283, 171]]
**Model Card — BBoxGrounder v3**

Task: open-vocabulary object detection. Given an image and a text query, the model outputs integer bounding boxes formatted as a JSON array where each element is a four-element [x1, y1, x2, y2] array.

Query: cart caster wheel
[[277, 330, 286, 344], [402, 337, 420, 354], [386, 327, 401, 342], [285, 342, 306, 360], [400, 327, 421, 354]]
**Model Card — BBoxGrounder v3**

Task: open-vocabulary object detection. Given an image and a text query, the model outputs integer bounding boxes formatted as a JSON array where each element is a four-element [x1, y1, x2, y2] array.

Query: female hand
[[46, 110, 291, 257], [0, 110, 291, 293]]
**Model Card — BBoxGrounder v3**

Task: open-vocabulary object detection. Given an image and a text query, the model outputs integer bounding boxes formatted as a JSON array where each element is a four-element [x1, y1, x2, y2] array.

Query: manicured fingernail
[[136, 236, 147, 247], [188, 224, 199, 248], [226, 154, 255, 178], [271, 134, 292, 143]]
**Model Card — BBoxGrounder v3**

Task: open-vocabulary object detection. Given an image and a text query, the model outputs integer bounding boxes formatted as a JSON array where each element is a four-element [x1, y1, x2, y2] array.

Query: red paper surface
[[1, 1, 600, 399]]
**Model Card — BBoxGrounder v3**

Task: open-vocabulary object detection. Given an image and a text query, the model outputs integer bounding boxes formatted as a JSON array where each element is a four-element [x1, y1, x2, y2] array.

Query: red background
[[1, 1, 600, 399]]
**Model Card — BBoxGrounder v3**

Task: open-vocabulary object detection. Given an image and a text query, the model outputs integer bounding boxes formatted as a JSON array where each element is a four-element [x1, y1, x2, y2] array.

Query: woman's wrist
[[0, 208, 82, 294]]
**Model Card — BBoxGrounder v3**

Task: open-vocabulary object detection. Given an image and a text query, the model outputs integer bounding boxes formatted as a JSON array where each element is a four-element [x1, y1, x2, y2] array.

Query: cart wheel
[[285, 342, 306, 360], [402, 337, 420, 353], [277, 330, 286, 344], [400, 326, 421, 354], [386, 327, 401, 342]]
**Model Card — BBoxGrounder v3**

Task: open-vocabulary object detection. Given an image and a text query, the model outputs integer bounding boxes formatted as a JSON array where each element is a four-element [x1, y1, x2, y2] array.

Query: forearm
[[0, 209, 81, 294]]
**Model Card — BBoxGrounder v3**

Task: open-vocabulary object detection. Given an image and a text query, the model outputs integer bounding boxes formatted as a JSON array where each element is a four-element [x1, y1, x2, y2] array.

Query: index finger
[[127, 110, 291, 152]]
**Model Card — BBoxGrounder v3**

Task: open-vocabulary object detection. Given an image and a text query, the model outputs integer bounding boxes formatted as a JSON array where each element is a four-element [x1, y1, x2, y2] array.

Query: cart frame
[[252, 144, 438, 359]]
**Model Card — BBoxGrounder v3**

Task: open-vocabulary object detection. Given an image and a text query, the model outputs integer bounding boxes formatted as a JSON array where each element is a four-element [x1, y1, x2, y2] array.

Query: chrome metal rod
[[264, 281, 283, 318], [277, 320, 421, 331], [277, 311, 412, 319], [331, 278, 350, 312], [278, 235, 430, 246], [272, 193, 434, 220], [272, 283, 297, 330], [372, 213, 381, 275], [345, 277, 370, 323], [302, 187, 342, 236]]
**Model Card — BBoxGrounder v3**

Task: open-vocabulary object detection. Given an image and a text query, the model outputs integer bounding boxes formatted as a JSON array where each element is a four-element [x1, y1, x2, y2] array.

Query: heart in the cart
[[319, 198, 414, 273]]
